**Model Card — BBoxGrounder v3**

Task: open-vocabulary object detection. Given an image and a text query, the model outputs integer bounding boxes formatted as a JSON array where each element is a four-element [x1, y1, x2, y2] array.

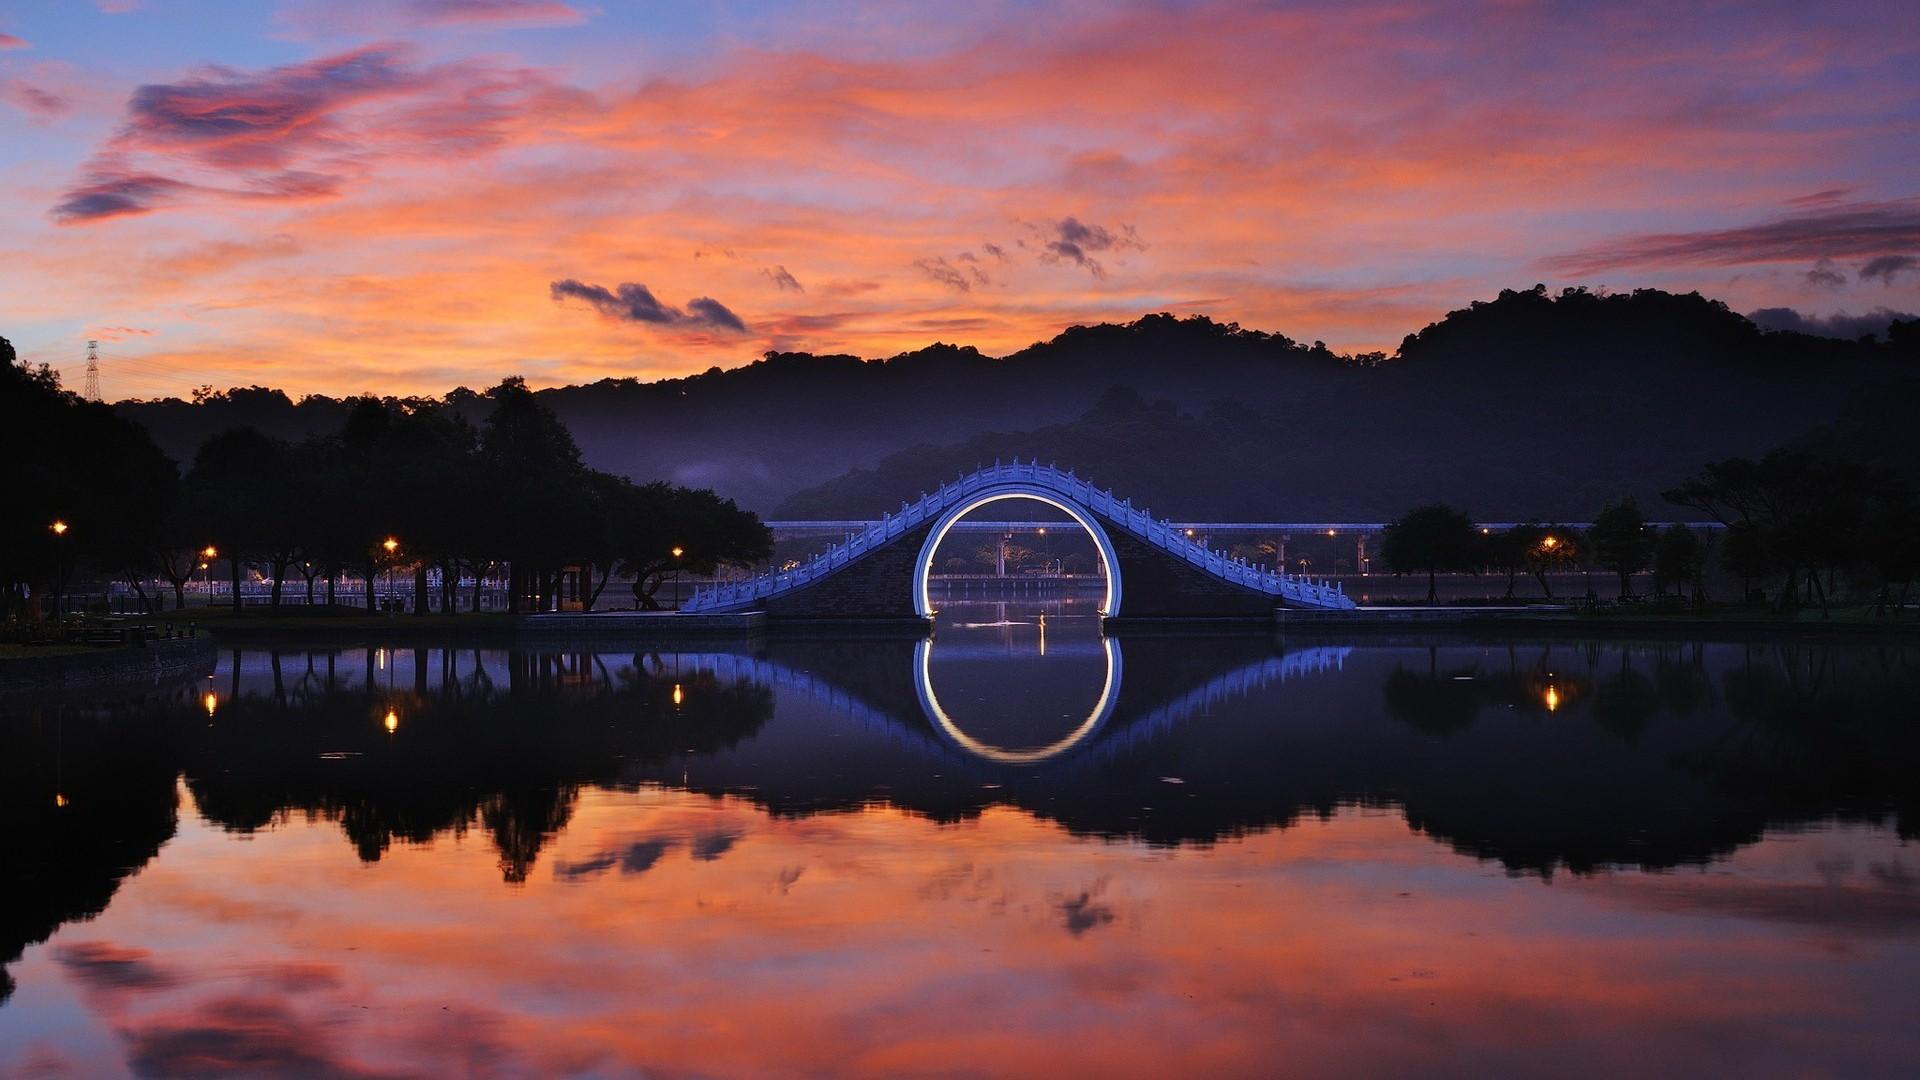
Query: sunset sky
[[2, 0, 1916, 399]]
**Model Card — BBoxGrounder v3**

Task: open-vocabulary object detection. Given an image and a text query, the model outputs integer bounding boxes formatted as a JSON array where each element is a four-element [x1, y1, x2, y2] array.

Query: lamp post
[[670, 546, 684, 609], [382, 537, 399, 615], [50, 520, 69, 620], [200, 546, 218, 607]]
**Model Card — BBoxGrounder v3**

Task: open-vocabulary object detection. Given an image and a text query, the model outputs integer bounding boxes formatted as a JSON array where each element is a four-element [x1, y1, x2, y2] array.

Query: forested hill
[[115, 287, 1914, 519]]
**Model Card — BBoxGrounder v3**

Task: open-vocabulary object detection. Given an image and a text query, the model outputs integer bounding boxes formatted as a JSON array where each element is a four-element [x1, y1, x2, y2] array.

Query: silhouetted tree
[[1665, 452, 1884, 615], [2, 345, 178, 619], [1381, 504, 1479, 603], [1587, 498, 1656, 598], [1652, 525, 1702, 602], [1525, 526, 1580, 599], [185, 427, 294, 612], [1720, 520, 1770, 602], [1483, 524, 1544, 599], [609, 482, 772, 610], [481, 377, 593, 612], [1858, 492, 1920, 616]]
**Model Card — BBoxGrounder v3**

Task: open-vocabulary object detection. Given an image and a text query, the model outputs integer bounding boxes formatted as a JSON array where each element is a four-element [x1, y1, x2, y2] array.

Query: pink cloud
[[403, 0, 590, 25], [1542, 198, 1920, 274], [277, 0, 590, 36], [1, 77, 72, 120], [52, 43, 575, 223], [0, 32, 28, 50]]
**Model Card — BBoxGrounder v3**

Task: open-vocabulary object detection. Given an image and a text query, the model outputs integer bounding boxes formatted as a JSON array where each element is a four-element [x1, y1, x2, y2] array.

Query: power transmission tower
[[84, 340, 101, 402]]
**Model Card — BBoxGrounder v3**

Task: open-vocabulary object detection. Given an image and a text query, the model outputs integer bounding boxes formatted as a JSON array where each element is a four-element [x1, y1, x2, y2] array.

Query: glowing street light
[[381, 538, 400, 613], [199, 546, 218, 606], [669, 546, 685, 609], [670, 546, 684, 559], [1541, 535, 1560, 550], [49, 521, 70, 618]]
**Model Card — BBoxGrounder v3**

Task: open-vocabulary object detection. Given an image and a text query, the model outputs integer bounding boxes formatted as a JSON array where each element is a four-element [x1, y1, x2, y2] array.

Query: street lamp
[[200, 546, 218, 607], [49, 521, 69, 619], [670, 546, 684, 609], [382, 537, 399, 614]]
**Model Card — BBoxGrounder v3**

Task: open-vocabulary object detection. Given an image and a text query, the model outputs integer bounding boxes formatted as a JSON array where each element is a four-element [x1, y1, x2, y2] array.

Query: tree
[[1381, 504, 1479, 603], [480, 377, 593, 612], [1720, 520, 1770, 602], [1858, 492, 1920, 617], [185, 427, 297, 612], [1483, 524, 1542, 599], [609, 482, 771, 610], [1525, 526, 1580, 599], [1652, 525, 1702, 602], [1665, 452, 1880, 615], [3, 346, 179, 620], [1588, 498, 1657, 598]]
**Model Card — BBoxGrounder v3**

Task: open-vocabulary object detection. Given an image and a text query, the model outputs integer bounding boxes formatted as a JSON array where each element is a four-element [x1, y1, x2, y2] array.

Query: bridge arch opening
[[912, 489, 1121, 618]]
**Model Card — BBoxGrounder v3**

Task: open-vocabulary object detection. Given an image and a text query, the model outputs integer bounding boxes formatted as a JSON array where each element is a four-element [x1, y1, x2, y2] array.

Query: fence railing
[[686, 460, 1357, 612]]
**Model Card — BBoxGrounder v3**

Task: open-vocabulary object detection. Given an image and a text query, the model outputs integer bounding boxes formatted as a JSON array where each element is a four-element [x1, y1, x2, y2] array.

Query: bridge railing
[[685, 460, 1355, 612]]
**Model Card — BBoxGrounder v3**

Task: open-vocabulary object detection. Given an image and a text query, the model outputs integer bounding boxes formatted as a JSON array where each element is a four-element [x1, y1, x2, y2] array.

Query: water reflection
[[915, 610, 1123, 763], [4, 606, 1920, 1075]]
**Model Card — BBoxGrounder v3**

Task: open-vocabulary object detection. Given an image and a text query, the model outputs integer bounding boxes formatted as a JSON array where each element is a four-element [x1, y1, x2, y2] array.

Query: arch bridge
[[685, 461, 1356, 620]]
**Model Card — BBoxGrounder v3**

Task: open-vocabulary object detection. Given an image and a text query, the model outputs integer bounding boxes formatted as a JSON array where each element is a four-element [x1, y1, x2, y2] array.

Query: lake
[[4, 602, 1918, 1078]]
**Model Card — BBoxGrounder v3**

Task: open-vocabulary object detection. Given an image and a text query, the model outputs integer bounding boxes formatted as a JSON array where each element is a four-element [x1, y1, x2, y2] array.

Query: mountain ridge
[[110, 287, 1914, 519]]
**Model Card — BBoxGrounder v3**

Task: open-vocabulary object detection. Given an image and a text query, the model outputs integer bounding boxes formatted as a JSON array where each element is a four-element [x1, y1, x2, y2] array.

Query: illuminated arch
[[913, 636, 1123, 765], [911, 486, 1123, 618]]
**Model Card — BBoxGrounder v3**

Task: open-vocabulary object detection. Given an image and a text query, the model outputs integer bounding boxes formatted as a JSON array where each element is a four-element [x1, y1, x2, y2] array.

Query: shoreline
[[0, 636, 218, 696]]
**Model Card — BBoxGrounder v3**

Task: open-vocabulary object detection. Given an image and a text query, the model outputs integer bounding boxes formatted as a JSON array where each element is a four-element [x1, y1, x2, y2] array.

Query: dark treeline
[[4, 337, 769, 620], [106, 286, 1920, 519], [1374, 445, 1920, 615]]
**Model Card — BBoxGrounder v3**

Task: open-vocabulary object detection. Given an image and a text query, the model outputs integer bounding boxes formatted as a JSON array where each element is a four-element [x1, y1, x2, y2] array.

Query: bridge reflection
[[915, 635, 1123, 764], [7, 627, 1920, 1005]]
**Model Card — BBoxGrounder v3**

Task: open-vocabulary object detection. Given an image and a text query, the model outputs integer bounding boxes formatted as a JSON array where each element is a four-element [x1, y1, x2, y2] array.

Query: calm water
[[4, 602, 1919, 1078]]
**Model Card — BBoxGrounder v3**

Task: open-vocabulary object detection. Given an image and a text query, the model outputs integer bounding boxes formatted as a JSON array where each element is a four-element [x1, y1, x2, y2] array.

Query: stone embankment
[[0, 636, 218, 696]]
